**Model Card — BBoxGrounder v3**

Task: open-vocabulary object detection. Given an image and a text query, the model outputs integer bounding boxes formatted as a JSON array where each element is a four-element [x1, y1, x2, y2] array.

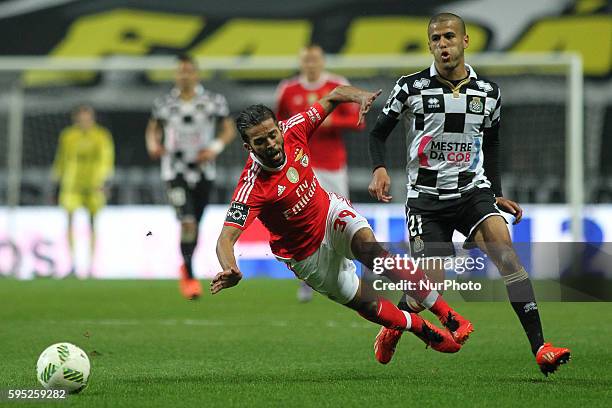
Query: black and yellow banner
[[0, 0, 609, 81]]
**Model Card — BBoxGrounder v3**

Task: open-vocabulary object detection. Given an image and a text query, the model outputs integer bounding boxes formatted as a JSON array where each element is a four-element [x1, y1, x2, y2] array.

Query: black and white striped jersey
[[382, 62, 501, 200], [152, 85, 229, 184]]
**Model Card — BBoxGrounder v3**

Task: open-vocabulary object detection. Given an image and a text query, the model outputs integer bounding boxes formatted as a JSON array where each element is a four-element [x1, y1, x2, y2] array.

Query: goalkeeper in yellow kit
[[52, 105, 114, 276]]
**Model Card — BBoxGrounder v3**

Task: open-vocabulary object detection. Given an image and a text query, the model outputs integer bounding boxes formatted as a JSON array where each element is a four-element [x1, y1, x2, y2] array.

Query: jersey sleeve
[[483, 86, 503, 196], [151, 96, 166, 121], [484, 88, 501, 128], [52, 129, 69, 181], [95, 128, 115, 184], [381, 77, 411, 120], [215, 93, 230, 118], [282, 102, 329, 144], [327, 77, 363, 130], [223, 165, 263, 231]]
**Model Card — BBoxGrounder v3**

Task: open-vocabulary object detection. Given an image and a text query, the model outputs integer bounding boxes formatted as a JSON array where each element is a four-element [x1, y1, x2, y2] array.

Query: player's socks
[[397, 294, 426, 313], [180, 241, 196, 279], [359, 298, 411, 331], [379, 252, 440, 307], [377, 252, 473, 343], [504, 268, 544, 355], [365, 299, 462, 360], [380, 253, 453, 316], [392, 275, 473, 344]]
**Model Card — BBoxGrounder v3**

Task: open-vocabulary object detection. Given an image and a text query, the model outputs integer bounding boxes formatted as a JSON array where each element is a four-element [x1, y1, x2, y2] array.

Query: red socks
[[377, 252, 456, 320], [359, 298, 424, 333], [429, 297, 452, 320], [380, 253, 440, 309]]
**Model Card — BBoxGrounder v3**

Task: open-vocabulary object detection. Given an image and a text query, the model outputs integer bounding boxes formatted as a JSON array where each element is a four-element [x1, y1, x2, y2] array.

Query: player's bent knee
[[351, 227, 383, 263], [498, 246, 523, 275], [347, 295, 378, 317]]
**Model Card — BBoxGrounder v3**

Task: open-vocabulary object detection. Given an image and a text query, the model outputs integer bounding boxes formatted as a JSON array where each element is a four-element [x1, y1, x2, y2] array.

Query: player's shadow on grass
[[501, 376, 612, 388]]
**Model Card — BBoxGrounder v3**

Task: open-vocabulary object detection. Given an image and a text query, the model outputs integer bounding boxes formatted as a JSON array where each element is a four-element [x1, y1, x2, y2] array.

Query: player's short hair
[[177, 54, 197, 68], [72, 104, 94, 119], [303, 43, 324, 53], [235, 104, 277, 143], [428, 13, 466, 36]]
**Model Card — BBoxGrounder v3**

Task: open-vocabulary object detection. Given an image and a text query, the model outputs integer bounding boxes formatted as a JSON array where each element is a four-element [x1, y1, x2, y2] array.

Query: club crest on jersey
[[294, 147, 304, 162], [307, 92, 318, 105], [294, 147, 309, 167], [413, 78, 430, 90], [286, 167, 299, 184], [468, 96, 484, 113], [476, 80, 493, 92], [277, 185, 286, 196]]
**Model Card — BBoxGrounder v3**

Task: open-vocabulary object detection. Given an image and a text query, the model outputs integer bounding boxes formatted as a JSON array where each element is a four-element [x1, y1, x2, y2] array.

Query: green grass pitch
[[1, 278, 610, 407]]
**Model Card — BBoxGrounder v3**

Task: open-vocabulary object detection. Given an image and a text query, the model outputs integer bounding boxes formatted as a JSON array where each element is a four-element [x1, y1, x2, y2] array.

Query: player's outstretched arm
[[318, 86, 382, 126], [212, 225, 244, 294], [219, 117, 237, 145], [368, 167, 392, 203], [197, 117, 237, 164], [368, 113, 398, 202]]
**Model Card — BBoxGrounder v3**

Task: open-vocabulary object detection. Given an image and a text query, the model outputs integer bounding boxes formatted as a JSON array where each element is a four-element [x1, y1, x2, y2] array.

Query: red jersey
[[224, 103, 331, 261], [275, 73, 363, 171]]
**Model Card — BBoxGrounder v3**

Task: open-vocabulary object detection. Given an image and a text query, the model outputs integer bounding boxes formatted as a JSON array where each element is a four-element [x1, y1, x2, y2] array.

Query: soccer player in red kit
[[212, 85, 474, 359], [276, 44, 363, 301]]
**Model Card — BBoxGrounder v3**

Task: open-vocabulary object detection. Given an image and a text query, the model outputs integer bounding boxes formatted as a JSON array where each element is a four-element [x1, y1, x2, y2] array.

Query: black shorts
[[166, 176, 213, 223], [406, 187, 504, 257]]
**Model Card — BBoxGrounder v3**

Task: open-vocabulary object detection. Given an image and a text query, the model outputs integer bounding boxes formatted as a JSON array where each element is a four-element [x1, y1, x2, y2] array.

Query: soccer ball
[[36, 343, 90, 393]]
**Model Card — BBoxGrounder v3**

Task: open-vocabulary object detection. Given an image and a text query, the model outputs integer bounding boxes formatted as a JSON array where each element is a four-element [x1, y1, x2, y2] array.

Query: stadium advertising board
[[1, 205, 611, 280]]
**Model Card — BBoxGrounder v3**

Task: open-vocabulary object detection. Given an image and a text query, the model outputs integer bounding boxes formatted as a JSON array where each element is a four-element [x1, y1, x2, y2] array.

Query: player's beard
[[262, 146, 285, 168]]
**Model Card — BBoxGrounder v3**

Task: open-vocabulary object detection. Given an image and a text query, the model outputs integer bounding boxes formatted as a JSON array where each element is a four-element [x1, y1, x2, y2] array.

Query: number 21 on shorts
[[408, 214, 423, 237]]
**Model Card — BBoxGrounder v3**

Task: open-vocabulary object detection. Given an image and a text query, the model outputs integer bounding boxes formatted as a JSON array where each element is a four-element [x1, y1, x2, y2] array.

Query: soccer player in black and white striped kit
[[146, 55, 236, 300], [367, 13, 570, 375]]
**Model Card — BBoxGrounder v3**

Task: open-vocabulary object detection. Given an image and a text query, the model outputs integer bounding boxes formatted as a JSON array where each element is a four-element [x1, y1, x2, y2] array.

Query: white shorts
[[313, 167, 349, 198], [287, 192, 371, 304]]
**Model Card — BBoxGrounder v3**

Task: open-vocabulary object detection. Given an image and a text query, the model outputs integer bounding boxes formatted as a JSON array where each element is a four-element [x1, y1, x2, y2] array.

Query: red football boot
[[412, 318, 462, 353], [536, 343, 571, 376], [179, 265, 202, 300], [439, 310, 474, 345], [374, 327, 403, 364]]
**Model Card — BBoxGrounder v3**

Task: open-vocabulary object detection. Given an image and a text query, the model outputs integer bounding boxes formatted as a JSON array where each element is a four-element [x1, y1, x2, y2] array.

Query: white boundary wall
[[0, 204, 608, 280]]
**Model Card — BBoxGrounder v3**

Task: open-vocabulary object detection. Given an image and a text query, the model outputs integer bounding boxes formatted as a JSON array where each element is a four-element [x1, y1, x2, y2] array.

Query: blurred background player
[[52, 104, 114, 277], [275, 44, 363, 302], [146, 55, 236, 300]]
